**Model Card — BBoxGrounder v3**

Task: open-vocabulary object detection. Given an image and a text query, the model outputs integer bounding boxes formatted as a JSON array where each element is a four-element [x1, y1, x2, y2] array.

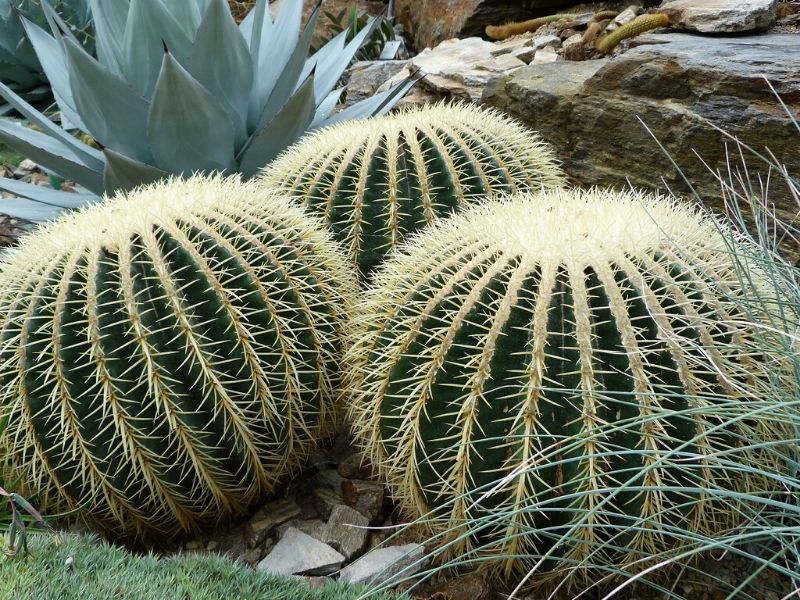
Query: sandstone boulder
[[482, 33, 800, 230]]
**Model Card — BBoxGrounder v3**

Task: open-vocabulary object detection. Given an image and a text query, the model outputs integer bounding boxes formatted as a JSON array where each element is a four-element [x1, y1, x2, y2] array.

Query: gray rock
[[343, 60, 410, 109], [531, 46, 560, 64], [248, 499, 302, 544], [338, 543, 426, 587], [278, 518, 327, 540], [341, 479, 386, 524], [395, 0, 583, 50], [321, 504, 370, 560], [531, 34, 562, 51], [561, 33, 585, 61], [312, 487, 344, 521], [660, 0, 778, 33], [482, 32, 800, 256], [336, 453, 372, 480], [383, 37, 526, 102], [256, 528, 345, 576]]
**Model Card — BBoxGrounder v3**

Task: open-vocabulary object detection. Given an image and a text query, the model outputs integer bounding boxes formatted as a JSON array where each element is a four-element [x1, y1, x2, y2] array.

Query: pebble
[[256, 527, 345, 576]]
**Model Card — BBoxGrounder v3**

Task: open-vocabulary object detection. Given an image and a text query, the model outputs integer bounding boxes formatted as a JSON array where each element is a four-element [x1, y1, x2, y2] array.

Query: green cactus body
[[346, 188, 790, 586], [0, 175, 355, 540], [259, 104, 566, 277]]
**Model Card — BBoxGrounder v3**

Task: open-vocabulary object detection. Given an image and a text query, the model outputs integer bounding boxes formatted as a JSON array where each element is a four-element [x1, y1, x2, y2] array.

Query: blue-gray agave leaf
[[0, 0, 412, 225]]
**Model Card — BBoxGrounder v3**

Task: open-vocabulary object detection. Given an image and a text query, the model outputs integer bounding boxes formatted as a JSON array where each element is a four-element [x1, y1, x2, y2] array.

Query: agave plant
[[0, 0, 412, 223], [0, 0, 92, 115]]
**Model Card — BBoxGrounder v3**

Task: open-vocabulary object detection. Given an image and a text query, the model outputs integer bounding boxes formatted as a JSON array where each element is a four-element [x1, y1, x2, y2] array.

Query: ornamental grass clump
[[0, 175, 356, 541], [260, 103, 566, 276], [345, 187, 795, 590]]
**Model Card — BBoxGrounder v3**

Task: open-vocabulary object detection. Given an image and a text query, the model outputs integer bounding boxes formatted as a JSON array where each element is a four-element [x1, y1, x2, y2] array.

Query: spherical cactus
[[345, 188, 791, 588], [0, 175, 356, 540], [259, 103, 567, 276]]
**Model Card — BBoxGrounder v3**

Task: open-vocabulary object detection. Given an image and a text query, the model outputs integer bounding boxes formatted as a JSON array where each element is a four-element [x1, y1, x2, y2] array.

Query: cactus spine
[[346, 188, 790, 586], [0, 175, 356, 540], [260, 103, 566, 276]]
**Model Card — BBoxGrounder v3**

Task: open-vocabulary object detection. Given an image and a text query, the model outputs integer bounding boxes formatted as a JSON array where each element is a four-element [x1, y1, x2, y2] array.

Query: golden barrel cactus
[[260, 103, 566, 276], [345, 188, 791, 588], [0, 175, 355, 540]]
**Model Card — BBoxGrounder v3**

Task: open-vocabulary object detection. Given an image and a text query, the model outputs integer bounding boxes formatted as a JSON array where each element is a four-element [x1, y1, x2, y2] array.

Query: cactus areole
[[0, 176, 355, 540], [346, 188, 788, 584]]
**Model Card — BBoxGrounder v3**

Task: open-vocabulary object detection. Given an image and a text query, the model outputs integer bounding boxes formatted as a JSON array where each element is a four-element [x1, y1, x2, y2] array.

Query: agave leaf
[[238, 73, 315, 178], [0, 80, 104, 172], [88, 0, 129, 75], [0, 177, 97, 208], [313, 15, 381, 103], [251, 3, 320, 132], [301, 27, 347, 84], [309, 88, 343, 129], [189, 0, 252, 147], [122, 0, 192, 98], [62, 37, 153, 164], [0, 197, 73, 222], [322, 76, 417, 127], [19, 15, 85, 130], [39, 0, 82, 48], [168, 0, 204, 39], [250, 0, 302, 119], [0, 120, 104, 192], [103, 148, 169, 193], [148, 52, 236, 175]]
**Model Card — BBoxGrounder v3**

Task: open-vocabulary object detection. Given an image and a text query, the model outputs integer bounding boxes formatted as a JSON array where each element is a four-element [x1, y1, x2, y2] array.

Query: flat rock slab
[[660, 0, 778, 32], [256, 528, 344, 576], [338, 543, 426, 587], [482, 32, 800, 250]]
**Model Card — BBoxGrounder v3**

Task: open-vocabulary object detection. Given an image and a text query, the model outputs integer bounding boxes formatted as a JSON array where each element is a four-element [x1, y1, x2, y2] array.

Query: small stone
[[489, 33, 535, 56], [185, 540, 204, 551], [18, 159, 37, 171], [248, 499, 302, 543], [257, 528, 345, 576], [562, 33, 585, 61], [530, 34, 562, 51], [337, 453, 372, 480], [338, 543, 426, 587], [240, 547, 263, 566], [321, 504, 369, 560], [531, 47, 560, 64], [341, 479, 386, 524], [206, 540, 219, 551], [607, 6, 642, 30], [313, 488, 344, 520], [660, 0, 778, 33], [278, 518, 327, 540]]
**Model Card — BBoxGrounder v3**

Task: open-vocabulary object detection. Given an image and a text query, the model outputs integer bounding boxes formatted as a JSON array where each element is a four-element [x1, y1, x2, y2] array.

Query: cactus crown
[[346, 188, 790, 585], [260, 103, 566, 276], [0, 175, 355, 539]]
